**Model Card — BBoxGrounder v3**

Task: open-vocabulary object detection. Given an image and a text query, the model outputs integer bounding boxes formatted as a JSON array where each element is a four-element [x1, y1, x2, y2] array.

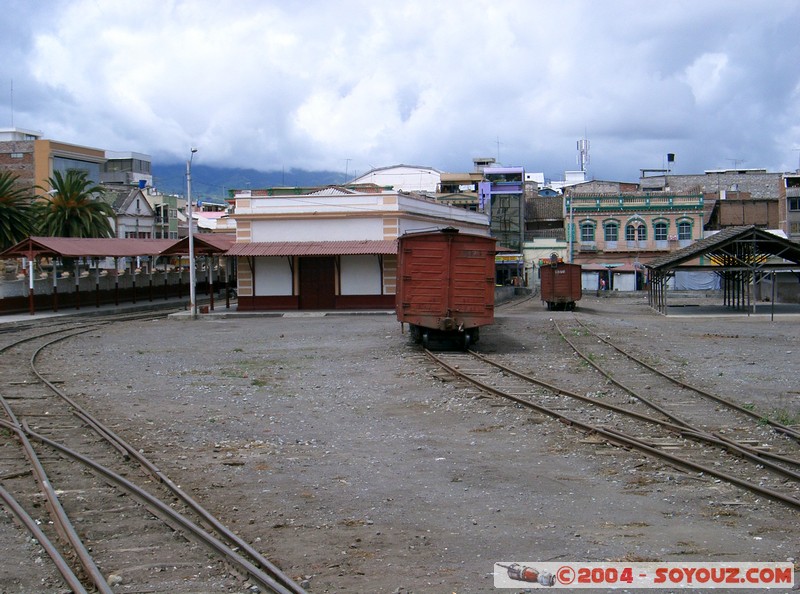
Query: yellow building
[[0, 127, 106, 193]]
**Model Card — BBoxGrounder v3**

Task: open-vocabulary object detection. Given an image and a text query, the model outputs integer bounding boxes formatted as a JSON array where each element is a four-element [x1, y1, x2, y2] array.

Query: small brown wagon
[[396, 228, 496, 349], [540, 260, 582, 311]]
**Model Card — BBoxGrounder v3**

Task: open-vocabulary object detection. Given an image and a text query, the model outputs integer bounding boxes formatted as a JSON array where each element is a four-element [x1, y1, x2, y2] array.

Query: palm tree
[[33, 170, 115, 238], [0, 171, 33, 250]]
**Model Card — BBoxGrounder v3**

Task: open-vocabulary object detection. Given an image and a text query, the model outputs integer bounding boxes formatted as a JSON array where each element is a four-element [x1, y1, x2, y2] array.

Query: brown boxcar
[[540, 261, 582, 310], [396, 228, 496, 348]]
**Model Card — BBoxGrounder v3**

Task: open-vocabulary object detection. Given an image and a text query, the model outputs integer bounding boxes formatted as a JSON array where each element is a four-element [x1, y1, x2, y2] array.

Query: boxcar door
[[299, 257, 336, 309]]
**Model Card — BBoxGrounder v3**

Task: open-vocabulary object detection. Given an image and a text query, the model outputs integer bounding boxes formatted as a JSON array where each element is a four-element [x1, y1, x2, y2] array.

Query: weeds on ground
[[772, 409, 800, 426]]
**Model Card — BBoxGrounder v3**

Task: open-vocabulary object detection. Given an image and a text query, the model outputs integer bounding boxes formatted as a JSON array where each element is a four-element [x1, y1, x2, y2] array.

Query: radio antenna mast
[[577, 136, 590, 172], [726, 158, 745, 169]]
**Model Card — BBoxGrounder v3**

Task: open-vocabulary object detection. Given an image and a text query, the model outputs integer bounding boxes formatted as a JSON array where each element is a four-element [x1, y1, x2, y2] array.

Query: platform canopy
[[644, 226, 800, 314], [159, 233, 236, 256], [646, 226, 800, 273], [1, 234, 239, 260], [0, 237, 178, 259]]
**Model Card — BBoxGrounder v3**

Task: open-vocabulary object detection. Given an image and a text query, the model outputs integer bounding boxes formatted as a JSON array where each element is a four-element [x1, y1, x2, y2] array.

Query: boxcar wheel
[[422, 331, 430, 349]]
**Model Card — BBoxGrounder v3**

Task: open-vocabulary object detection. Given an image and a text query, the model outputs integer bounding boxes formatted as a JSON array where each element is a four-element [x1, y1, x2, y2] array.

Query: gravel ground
[[34, 295, 800, 592]]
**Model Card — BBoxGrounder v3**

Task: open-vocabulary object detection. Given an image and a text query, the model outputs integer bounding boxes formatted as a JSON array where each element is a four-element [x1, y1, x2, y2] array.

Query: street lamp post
[[187, 148, 198, 318], [568, 196, 574, 263]]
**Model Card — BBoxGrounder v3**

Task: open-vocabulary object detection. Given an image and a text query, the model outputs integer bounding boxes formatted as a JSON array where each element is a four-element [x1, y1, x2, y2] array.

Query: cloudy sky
[[4, 0, 800, 182]]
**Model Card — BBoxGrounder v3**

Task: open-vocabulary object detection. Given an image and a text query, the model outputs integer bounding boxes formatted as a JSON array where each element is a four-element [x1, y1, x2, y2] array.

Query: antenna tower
[[577, 137, 590, 172], [726, 158, 745, 169]]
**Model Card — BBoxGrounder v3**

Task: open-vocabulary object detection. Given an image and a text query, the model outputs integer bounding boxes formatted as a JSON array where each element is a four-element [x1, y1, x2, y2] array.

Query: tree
[[0, 171, 33, 250], [33, 170, 115, 238]]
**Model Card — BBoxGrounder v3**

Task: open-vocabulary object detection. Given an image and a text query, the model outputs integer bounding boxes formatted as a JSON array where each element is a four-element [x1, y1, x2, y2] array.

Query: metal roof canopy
[[0, 235, 237, 260], [159, 233, 236, 256], [226, 239, 398, 257], [644, 226, 800, 314], [0, 237, 179, 259]]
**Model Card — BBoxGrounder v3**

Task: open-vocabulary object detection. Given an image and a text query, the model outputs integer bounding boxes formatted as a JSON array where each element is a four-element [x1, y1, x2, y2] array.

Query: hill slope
[[151, 164, 347, 197]]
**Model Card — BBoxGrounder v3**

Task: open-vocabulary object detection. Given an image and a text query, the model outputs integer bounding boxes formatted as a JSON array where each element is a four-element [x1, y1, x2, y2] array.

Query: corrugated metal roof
[[227, 239, 397, 257], [645, 226, 800, 271], [307, 187, 357, 196], [160, 233, 236, 255], [0, 237, 178, 258]]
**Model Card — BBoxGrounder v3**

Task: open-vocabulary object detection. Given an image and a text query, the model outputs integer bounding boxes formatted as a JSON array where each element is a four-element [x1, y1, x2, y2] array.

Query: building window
[[580, 222, 595, 243], [625, 224, 647, 247], [789, 198, 800, 211], [627, 224, 647, 248], [654, 222, 668, 241], [677, 221, 692, 241], [604, 222, 619, 242], [604, 221, 619, 249], [54, 155, 101, 184]]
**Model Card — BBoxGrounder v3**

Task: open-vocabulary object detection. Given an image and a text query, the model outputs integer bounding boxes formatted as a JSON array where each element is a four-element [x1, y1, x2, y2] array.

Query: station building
[[228, 185, 489, 311]]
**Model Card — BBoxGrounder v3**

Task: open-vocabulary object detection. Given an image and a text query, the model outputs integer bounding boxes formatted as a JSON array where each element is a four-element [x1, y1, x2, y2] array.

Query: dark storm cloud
[[4, 0, 800, 181]]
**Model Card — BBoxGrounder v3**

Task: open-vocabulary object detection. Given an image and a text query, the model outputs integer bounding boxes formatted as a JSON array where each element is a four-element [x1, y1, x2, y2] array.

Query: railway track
[[424, 320, 800, 512], [557, 317, 800, 442], [0, 312, 306, 594]]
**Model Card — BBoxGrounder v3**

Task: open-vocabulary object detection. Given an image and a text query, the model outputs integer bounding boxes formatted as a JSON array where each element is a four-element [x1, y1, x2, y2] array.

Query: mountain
[[151, 164, 348, 198]]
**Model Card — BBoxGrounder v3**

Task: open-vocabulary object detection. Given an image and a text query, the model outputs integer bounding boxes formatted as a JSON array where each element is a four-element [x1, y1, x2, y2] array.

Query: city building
[[101, 187, 156, 239], [228, 185, 489, 311], [101, 151, 153, 188], [479, 166, 525, 252], [639, 168, 783, 234], [147, 192, 180, 240], [564, 191, 705, 291], [435, 171, 483, 211], [0, 127, 105, 191], [782, 173, 800, 242], [349, 164, 441, 193]]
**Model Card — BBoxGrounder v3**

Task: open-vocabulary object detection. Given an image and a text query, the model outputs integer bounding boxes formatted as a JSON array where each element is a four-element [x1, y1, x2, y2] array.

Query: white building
[[229, 186, 488, 310], [349, 164, 442, 193]]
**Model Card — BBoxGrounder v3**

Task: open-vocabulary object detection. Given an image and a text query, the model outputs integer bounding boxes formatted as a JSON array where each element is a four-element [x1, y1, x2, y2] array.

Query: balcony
[[524, 229, 566, 241], [567, 194, 704, 212]]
